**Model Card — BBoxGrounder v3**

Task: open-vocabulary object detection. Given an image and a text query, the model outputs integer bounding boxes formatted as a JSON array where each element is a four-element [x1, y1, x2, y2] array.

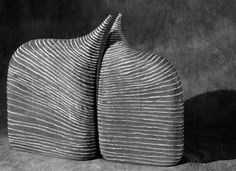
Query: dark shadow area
[[181, 89, 236, 163], [0, 65, 7, 128]]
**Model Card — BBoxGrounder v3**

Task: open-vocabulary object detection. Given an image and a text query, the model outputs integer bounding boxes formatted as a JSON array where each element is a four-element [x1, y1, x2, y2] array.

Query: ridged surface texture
[[7, 16, 112, 160], [98, 14, 184, 166]]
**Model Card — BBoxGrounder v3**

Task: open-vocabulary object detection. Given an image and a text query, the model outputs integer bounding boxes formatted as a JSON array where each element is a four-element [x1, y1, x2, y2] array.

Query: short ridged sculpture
[[7, 13, 184, 166], [97, 14, 184, 166], [7, 15, 112, 160]]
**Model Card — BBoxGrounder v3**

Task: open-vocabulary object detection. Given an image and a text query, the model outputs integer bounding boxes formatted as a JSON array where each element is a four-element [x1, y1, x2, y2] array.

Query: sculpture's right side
[[97, 13, 184, 166]]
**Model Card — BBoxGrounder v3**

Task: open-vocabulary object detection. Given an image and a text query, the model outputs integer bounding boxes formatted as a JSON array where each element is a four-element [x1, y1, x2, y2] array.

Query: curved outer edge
[[7, 15, 114, 160]]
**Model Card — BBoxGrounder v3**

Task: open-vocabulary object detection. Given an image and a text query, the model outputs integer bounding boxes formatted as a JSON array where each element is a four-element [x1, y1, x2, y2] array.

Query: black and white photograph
[[0, 0, 236, 170]]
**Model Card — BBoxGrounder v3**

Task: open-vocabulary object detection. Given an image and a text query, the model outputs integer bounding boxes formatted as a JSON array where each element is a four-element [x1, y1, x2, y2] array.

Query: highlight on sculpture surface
[[7, 13, 184, 166], [7, 15, 112, 160], [98, 14, 184, 166]]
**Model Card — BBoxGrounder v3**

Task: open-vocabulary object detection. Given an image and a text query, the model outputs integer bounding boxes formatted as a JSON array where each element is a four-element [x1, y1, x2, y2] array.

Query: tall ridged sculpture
[[97, 14, 184, 166], [7, 15, 112, 160]]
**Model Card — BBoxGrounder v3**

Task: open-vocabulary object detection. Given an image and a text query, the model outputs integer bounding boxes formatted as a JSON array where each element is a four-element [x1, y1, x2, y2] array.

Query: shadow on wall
[[181, 89, 236, 163]]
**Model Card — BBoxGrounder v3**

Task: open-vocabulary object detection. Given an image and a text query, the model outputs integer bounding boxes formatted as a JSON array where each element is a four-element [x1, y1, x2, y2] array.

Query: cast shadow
[[179, 89, 236, 164]]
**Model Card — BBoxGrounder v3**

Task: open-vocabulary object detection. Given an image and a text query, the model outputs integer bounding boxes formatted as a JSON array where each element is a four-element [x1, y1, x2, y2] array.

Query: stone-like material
[[98, 14, 184, 166], [7, 15, 112, 160], [7, 13, 184, 166]]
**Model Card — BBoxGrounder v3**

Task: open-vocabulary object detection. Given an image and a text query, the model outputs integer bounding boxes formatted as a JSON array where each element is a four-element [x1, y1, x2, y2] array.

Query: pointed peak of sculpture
[[98, 14, 113, 32], [110, 13, 122, 33], [107, 13, 126, 43], [85, 15, 113, 43]]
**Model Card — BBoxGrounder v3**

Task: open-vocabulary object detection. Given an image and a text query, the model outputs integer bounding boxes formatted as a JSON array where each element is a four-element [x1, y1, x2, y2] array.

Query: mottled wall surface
[[1, 0, 236, 128]]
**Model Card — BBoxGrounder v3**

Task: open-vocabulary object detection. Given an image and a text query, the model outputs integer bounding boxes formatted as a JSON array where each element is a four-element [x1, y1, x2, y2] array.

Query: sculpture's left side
[[7, 15, 112, 160]]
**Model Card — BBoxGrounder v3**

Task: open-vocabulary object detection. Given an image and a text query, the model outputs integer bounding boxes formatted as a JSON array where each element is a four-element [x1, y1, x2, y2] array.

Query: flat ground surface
[[1, 128, 236, 171]]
